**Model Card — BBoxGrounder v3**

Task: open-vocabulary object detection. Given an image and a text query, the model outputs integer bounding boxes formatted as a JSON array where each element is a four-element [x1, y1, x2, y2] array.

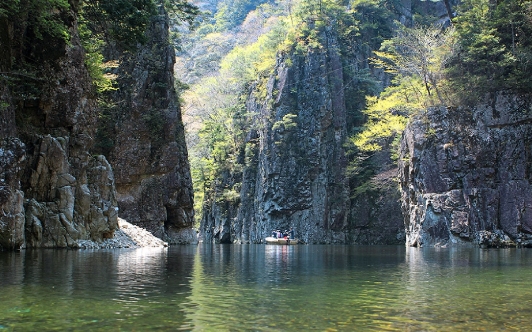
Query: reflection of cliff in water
[[0, 248, 196, 326], [182, 244, 306, 330]]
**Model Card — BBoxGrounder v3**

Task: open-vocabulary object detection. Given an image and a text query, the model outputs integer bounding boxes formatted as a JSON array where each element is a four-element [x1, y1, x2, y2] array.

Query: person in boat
[[276, 230, 282, 238], [289, 227, 294, 239]]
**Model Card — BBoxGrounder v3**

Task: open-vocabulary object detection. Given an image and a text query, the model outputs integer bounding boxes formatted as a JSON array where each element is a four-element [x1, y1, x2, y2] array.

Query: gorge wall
[[197, 0, 457, 244], [102, 6, 195, 244], [238, 28, 351, 244], [0, 2, 195, 249], [399, 95, 532, 247], [199, 24, 404, 244], [0, 4, 117, 249]]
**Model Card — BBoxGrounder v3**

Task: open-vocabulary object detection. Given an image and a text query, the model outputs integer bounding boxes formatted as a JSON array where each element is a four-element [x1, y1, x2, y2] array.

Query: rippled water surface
[[2, 245, 532, 331]]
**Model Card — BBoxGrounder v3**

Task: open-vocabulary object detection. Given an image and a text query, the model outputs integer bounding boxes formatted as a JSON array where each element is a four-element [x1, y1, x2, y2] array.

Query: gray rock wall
[[106, 6, 195, 244], [201, 26, 351, 244], [0, 4, 118, 249], [399, 94, 532, 247], [198, 0, 460, 245], [0, 138, 26, 249]]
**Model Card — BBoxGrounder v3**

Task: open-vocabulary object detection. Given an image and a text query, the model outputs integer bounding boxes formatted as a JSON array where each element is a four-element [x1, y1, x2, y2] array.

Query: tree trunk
[[443, 0, 454, 22]]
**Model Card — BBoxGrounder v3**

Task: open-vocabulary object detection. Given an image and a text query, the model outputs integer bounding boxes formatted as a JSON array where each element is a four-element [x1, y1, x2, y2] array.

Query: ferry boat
[[265, 237, 298, 245]]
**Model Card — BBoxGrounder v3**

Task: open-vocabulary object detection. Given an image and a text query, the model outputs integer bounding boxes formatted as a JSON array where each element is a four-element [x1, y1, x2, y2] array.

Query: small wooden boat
[[265, 237, 298, 245]]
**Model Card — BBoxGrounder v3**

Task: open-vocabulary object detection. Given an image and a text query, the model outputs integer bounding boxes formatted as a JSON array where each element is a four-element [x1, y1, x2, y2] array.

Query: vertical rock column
[[108, 6, 195, 244], [235, 26, 350, 244]]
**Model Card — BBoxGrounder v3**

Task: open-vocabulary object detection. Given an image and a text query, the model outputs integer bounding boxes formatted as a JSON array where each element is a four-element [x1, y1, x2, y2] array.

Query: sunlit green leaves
[[372, 23, 456, 104], [352, 76, 425, 153]]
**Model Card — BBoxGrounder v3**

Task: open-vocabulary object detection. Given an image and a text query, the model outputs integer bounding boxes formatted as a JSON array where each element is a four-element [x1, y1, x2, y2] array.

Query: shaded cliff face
[[195, 0, 462, 245], [0, 4, 117, 249], [200, 27, 350, 243], [199, 24, 404, 244], [399, 95, 532, 247], [103, 7, 195, 244], [244, 33, 350, 244]]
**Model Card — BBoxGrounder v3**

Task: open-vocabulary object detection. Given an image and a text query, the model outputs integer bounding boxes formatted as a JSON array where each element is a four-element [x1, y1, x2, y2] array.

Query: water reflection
[[2, 246, 532, 330], [0, 248, 196, 330]]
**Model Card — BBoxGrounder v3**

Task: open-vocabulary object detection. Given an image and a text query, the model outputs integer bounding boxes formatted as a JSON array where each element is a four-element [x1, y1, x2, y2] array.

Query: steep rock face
[[399, 95, 532, 247], [349, 166, 405, 245], [0, 5, 118, 249], [0, 138, 26, 249], [202, 27, 351, 244], [197, 0, 459, 245], [199, 26, 406, 244], [105, 7, 195, 244]]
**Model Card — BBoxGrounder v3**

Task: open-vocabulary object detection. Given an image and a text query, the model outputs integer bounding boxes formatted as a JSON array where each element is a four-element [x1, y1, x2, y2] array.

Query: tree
[[448, 0, 532, 97], [81, 0, 198, 50], [373, 23, 455, 105], [213, 0, 271, 31], [351, 75, 426, 154]]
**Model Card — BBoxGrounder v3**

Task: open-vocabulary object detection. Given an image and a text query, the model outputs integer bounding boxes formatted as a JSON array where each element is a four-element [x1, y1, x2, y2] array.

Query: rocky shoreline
[[76, 218, 169, 249]]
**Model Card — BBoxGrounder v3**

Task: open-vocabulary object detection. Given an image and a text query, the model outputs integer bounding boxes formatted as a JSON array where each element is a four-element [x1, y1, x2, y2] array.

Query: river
[[1, 244, 531, 331]]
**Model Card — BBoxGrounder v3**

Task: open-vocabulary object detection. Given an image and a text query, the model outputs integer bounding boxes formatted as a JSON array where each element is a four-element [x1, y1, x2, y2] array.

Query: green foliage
[[372, 23, 455, 105], [448, 0, 532, 98], [272, 113, 298, 131], [82, 0, 198, 140], [340, 1, 395, 131], [185, 0, 402, 219], [0, 0, 70, 41], [351, 17, 452, 161], [213, 0, 271, 31], [1, 0, 72, 105], [78, 21, 118, 94], [0, 0, 19, 19], [220, 22, 287, 84], [81, 0, 198, 50], [272, 113, 298, 146], [81, 0, 157, 49], [282, 0, 354, 54], [352, 76, 425, 154], [349, 0, 395, 53], [186, 2, 293, 221], [164, 0, 200, 26]]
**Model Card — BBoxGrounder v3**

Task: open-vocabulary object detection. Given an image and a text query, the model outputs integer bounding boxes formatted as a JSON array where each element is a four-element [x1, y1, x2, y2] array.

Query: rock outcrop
[[241, 31, 351, 244], [0, 4, 118, 249], [0, 3, 194, 249], [0, 138, 26, 249], [103, 6, 195, 244], [399, 94, 532, 247]]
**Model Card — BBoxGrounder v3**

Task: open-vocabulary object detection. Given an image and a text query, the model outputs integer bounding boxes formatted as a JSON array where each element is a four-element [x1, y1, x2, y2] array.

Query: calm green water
[[1, 245, 532, 331]]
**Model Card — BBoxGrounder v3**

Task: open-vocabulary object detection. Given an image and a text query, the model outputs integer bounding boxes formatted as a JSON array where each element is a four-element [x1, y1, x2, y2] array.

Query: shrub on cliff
[[447, 0, 532, 101]]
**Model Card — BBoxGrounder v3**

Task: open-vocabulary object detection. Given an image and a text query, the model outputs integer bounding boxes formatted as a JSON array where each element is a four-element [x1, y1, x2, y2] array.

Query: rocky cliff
[[199, 22, 404, 244], [399, 94, 532, 247], [242, 27, 350, 244], [0, 2, 195, 249], [0, 3, 117, 249], [190, 0, 460, 245], [102, 6, 195, 244]]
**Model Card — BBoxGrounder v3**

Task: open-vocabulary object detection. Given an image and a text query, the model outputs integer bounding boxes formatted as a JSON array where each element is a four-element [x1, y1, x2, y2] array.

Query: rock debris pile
[[77, 218, 168, 249]]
